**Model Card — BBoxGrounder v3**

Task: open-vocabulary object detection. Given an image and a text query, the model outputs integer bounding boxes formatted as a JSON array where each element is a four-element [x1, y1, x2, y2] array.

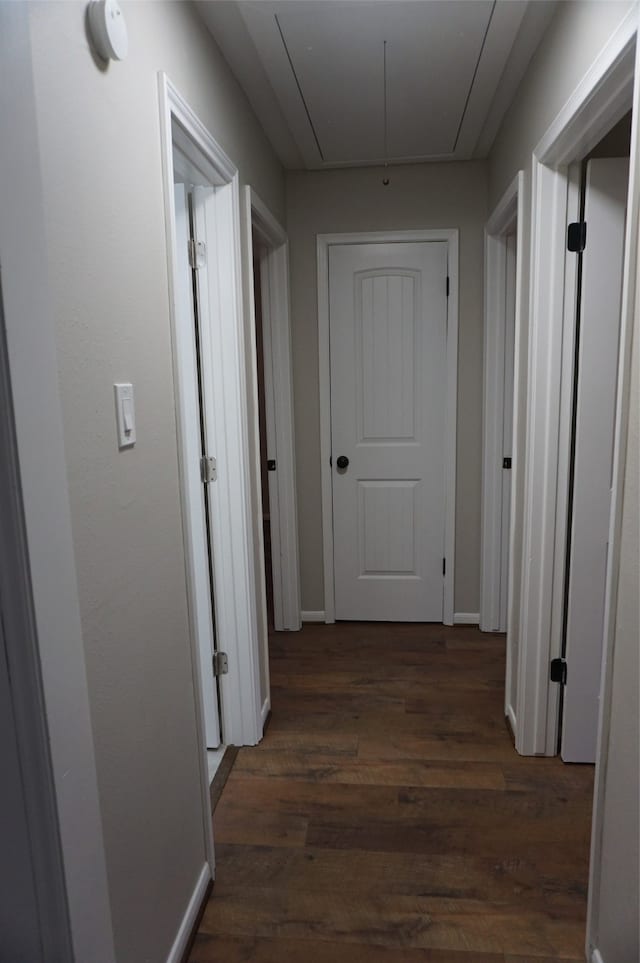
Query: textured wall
[[27, 2, 284, 960]]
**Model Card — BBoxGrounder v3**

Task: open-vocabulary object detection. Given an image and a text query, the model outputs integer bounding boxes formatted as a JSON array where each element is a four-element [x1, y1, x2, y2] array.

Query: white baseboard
[[591, 949, 605, 963], [261, 696, 270, 729], [506, 703, 517, 737], [301, 610, 326, 622], [165, 862, 211, 963], [454, 612, 480, 625]]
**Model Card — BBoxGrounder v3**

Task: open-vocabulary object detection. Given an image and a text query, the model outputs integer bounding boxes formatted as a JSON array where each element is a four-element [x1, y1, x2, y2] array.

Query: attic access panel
[[238, 0, 508, 167], [275, 1, 494, 163]]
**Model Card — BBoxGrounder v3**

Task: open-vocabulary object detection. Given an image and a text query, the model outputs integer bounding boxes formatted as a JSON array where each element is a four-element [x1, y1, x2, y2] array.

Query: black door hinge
[[503, 457, 512, 469], [446, 276, 450, 298], [550, 657, 567, 685], [442, 558, 446, 576], [267, 459, 276, 471], [567, 222, 587, 253]]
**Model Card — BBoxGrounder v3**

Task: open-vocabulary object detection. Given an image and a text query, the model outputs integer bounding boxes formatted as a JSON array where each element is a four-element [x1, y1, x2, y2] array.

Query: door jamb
[[158, 74, 264, 871], [481, 171, 523, 631], [243, 187, 301, 642], [516, 10, 637, 756], [480, 172, 524, 735], [317, 229, 459, 625]]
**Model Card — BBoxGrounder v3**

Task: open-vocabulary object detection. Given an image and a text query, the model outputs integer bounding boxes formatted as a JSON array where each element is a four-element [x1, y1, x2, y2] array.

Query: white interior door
[[174, 182, 221, 750], [329, 241, 448, 621], [562, 157, 629, 763], [499, 232, 516, 632]]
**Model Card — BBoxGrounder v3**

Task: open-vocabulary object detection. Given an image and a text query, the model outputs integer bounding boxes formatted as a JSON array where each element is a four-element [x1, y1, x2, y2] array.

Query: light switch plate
[[114, 383, 136, 449]]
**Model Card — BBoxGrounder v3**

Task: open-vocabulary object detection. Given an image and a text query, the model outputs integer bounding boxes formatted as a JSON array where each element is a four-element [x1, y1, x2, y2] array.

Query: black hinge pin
[[442, 558, 446, 577], [550, 657, 568, 685], [567, 221, 587, 253]]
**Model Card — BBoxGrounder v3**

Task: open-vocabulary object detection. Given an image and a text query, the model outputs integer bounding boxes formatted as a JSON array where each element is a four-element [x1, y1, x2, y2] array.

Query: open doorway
[[159, 77, 266, 842], [480, 172, 524, 737], [559, 113, 632, 764], [243, 187, 301, 641], [253, 244, 275, 631]]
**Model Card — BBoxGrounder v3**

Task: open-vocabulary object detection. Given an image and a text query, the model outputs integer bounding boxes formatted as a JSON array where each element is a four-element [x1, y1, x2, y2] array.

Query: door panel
[[174, 182, 221, 749], [562, 158, 629, 763], [330, 242, 448, 621]]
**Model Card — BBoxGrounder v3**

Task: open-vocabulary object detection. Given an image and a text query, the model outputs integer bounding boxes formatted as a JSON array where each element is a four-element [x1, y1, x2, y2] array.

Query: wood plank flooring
[[189, 623, 594, 963]]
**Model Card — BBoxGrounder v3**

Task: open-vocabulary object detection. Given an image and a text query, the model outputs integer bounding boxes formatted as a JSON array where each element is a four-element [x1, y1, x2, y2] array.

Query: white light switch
[[114, 383, 136, 448]]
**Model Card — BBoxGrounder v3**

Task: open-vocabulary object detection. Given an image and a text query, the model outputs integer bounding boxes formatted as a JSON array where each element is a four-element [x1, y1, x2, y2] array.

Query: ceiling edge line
[[274, 14, 325, 163], [452, 0, 497, 154]]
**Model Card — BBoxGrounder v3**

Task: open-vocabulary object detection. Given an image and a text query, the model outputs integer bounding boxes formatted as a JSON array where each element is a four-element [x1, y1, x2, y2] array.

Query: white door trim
[[587, 36, 640, 963], [243, 187, 302, 634], [481, 171, 523, 632], [516, 9, 637, 755], [317, 229, 459, 625], [481, 172, 524, 734], [159, 76, 263, 857]]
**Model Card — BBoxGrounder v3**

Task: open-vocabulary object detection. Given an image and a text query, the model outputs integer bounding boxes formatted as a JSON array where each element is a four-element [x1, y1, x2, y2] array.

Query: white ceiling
[[198, 0, 557, 170]]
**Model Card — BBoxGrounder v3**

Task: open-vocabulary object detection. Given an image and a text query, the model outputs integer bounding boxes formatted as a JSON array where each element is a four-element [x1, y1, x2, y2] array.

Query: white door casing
[[160, 75, 264, 791], [562, 157, 629, 764], [243, 187, 301, 637], [322, 234, 457, 622], [515, 11, 636, 757]]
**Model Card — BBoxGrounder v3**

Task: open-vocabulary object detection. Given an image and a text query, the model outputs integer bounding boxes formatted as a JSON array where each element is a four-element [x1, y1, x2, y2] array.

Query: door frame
[[242, 186, 301, 641], [480, 172, 524, 732], [159, 76, 263, 775], [515, 10, 637, 758], [317, 229, 459, 625]]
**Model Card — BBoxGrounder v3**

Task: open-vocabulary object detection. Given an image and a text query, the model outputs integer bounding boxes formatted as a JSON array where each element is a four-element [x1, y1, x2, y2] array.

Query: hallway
[[190, 623, 593, 962]]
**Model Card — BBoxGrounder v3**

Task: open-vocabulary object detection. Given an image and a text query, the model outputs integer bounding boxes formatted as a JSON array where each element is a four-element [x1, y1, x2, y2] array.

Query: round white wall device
[[88, 0, 128, 62]]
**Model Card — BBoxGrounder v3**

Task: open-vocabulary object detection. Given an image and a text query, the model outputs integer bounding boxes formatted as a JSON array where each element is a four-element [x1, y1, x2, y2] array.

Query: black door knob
[[336, 455, 349, 470]]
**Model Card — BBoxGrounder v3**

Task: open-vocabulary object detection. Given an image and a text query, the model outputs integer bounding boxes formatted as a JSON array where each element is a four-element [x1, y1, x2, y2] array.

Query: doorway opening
[[253, 244, 275, 631], [480, 172, 524, 738], [159, 77, 267, 879], [559, 113, 632, 764], [243, 186, 301, 647]]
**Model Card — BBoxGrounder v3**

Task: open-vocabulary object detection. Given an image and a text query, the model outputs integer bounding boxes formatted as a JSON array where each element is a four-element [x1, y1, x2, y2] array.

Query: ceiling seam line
[[274, 14, 325, 162], [452, 0, 497, 153]]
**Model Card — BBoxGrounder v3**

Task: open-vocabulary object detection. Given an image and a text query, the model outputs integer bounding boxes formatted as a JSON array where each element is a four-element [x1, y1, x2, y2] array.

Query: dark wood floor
[[189, 623, 594, 962]]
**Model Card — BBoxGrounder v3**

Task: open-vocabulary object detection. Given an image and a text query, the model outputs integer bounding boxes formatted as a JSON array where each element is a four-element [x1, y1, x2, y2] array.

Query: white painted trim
[[159, 76, 263, 881], [481, 172, 522, 634], [0, 6, 115, 959], [317, 229, 459, 626], [301, 610, 326, 622], [453, 613, 480, 625], [165, 863, 211, 963], [535, 9, 637, 167], [246, 187, 302, 633], [591, 950, 605, 963], [506, 704, 517, 739], [261, 696, 271, 728], [588, 35, 640, 959], [516, 13, 638, 757]]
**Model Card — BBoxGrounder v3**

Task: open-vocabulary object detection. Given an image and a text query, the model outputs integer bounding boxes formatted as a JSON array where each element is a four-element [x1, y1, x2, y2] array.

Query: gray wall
[[26, 2, 284, 960], [287, 162, 488, 616]]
